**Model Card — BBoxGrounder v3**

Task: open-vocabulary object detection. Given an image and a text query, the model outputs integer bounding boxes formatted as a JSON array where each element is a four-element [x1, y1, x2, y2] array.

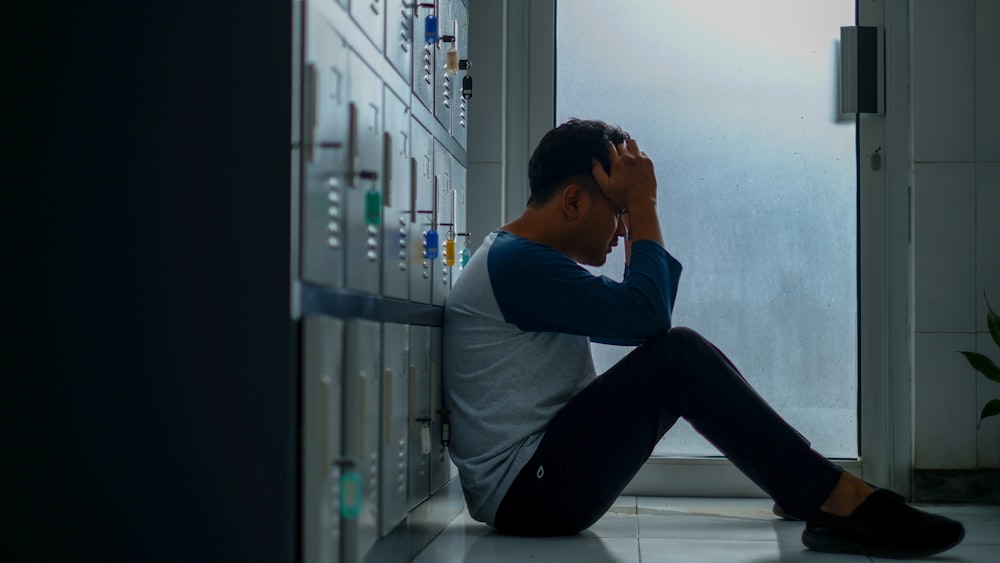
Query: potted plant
[[959, 293, 1000, 429]]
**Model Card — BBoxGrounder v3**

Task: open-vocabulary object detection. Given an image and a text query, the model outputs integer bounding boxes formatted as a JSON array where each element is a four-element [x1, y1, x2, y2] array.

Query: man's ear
[[560, 183, 585, 219]]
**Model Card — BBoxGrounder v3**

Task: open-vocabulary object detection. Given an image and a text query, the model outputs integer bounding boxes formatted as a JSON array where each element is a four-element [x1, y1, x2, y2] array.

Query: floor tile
[[638, 496, 779, 520], [413, 532, 640, 563], [638, 497, 787, 541], [869, 542, 1000, 562], [415, 498, 1000, 563], [907, 504, 1000, 546], [640, 537, 868, 562], [589, 511, 639, 539]]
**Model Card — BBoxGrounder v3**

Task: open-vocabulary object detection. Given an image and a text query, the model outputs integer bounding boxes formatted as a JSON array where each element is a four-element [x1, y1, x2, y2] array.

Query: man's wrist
[[625, 196, 657, 211]]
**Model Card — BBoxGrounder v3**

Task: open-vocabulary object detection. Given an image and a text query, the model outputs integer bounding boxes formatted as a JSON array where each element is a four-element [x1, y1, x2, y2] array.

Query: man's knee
[[650, 326, 705, 348], [642, 326, 719, 367]]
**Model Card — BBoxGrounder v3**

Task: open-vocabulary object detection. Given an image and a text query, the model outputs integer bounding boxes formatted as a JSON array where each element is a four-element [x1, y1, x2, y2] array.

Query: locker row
[[302, 317, 456, 563], [331, 0, 470, 143], [298, 0, 470, 305], [303, 0, 469, 146]]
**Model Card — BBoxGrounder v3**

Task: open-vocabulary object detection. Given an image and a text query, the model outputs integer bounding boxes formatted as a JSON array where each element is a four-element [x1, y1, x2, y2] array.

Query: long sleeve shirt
[[442, 229, 683, 526]]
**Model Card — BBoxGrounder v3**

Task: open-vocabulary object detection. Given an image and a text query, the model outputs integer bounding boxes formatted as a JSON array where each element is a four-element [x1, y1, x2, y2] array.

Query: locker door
[[450, 157, 467, 286], [385, 0, 413, 84], [428, 327, 455, 493], [301, 6, 350, 288], [380, 323, 409, 536], [381, 88, 410, 300], [350, 0, 385, 53], [452, 0, 469, 149], [431, 140, 452, 306], [411, 6, 434, 113], [433, 0, 455, 133], [302, 316, 343, 563], [342, 319, 381, 563], [406, 325, 431, 509], [345, 52, 384, 295], [408, 119, 434, 304]]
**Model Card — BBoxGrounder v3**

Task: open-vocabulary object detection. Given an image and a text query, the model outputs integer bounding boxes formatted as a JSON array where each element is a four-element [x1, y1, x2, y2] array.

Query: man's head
[[527, 118, 630, 207]]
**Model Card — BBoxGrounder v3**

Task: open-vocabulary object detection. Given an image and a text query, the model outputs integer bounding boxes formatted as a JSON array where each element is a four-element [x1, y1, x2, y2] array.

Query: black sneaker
[[802, 489, 965, 559], [772, 503, 800, 521]]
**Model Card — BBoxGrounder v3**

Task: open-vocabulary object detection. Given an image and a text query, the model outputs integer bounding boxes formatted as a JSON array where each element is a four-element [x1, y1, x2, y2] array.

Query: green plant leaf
[[980, 399, 1000, 429], [959, 351, 1000, 384], [987, 293, 1000, 350]]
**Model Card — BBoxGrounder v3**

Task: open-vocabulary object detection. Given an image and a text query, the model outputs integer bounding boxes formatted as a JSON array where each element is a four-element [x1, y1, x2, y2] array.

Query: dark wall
[[5, 2, 296, 561]]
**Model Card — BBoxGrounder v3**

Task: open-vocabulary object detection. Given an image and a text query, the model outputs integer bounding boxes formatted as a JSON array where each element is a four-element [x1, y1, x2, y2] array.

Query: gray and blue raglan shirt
[[442, 230, 683, 526]]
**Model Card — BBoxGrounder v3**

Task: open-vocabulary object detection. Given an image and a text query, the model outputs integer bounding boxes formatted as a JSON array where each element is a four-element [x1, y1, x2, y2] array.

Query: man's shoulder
[[487, 231, 566, 269]]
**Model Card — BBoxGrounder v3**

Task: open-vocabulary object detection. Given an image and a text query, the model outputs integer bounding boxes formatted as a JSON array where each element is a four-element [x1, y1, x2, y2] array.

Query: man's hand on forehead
[[591, 139, 656, 211]]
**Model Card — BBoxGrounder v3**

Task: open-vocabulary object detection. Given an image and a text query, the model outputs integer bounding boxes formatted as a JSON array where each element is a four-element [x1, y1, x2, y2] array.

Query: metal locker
[[384, 0, 413, 84], [380, 323, 409, 537], [406, 325, 431, 510], [449, 157, 467, 286], [410, 2, 434, 112], [452, 0, 469, 149], [350, 0, 385, 54], [428, 326, 456, 493], [345, 51, 384, 295], [302, 316, 344, 563], [431, 140, 452, 306], [342, 319, 381, 563], [301, 5, 350, 289], [408, 119, 434, 304], [433, 0, 455, 133], [381, 88, 410, 300]]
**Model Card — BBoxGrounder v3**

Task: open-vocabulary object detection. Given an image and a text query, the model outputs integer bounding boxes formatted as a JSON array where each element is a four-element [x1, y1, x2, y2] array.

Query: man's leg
[[494, 326, 841, 535]]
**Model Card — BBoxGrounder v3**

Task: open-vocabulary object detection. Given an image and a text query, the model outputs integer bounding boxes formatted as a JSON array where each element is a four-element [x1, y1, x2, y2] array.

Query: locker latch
[[440, 409, 451, 447]]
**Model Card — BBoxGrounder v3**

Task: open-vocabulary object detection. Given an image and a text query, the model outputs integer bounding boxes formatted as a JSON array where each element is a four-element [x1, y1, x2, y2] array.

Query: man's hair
[[526, 118, 630, 206]]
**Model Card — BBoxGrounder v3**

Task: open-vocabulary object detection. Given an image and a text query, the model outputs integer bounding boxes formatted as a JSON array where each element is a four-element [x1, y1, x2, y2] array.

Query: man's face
[[579, 183, 628, 267]]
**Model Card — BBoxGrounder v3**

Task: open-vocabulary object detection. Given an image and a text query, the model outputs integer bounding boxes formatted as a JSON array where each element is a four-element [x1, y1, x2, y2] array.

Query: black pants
[[493, 327, 843, 536]]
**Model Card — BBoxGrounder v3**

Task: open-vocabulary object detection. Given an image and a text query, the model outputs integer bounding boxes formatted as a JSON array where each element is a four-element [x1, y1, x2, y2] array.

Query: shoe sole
[[802, 526, 966, 560]]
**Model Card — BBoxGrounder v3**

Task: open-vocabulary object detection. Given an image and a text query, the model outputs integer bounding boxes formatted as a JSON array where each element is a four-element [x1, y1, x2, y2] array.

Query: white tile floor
[[413, 497, 1000, 562]]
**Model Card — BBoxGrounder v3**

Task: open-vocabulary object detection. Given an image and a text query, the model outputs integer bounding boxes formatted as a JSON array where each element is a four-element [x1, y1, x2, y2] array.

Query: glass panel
[[556, 0, 858, 458]]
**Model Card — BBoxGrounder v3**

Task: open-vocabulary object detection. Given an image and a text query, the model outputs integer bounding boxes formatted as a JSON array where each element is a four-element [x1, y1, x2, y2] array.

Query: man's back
[[443, 230, 596, 526]]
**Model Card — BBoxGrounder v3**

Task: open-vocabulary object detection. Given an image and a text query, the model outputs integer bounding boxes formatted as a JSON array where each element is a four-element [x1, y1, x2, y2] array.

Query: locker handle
[[415, 417, 432, 455], [429, 360, 438, 421], [304, 63, 318, 163], [408, 364, 417, 430], [359, 370, 366, 458], [384, 368, 393, 446], [409, 157, 418, 223], [348, 102, 359, 181], [321, 374, 332, 477], [432, 175, 439, 228], [383, 132, 393, 207]]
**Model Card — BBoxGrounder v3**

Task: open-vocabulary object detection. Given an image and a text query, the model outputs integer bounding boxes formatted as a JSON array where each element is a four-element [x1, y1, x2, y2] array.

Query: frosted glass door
[[557, 0, 858, 458]]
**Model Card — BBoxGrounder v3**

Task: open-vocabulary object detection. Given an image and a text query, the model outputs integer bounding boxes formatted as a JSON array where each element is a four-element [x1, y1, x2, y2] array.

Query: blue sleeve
[[488, 233, 682, 343]]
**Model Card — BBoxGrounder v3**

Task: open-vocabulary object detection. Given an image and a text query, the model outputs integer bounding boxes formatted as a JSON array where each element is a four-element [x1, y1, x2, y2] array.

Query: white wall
[[911, 0, 1000, 470]]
